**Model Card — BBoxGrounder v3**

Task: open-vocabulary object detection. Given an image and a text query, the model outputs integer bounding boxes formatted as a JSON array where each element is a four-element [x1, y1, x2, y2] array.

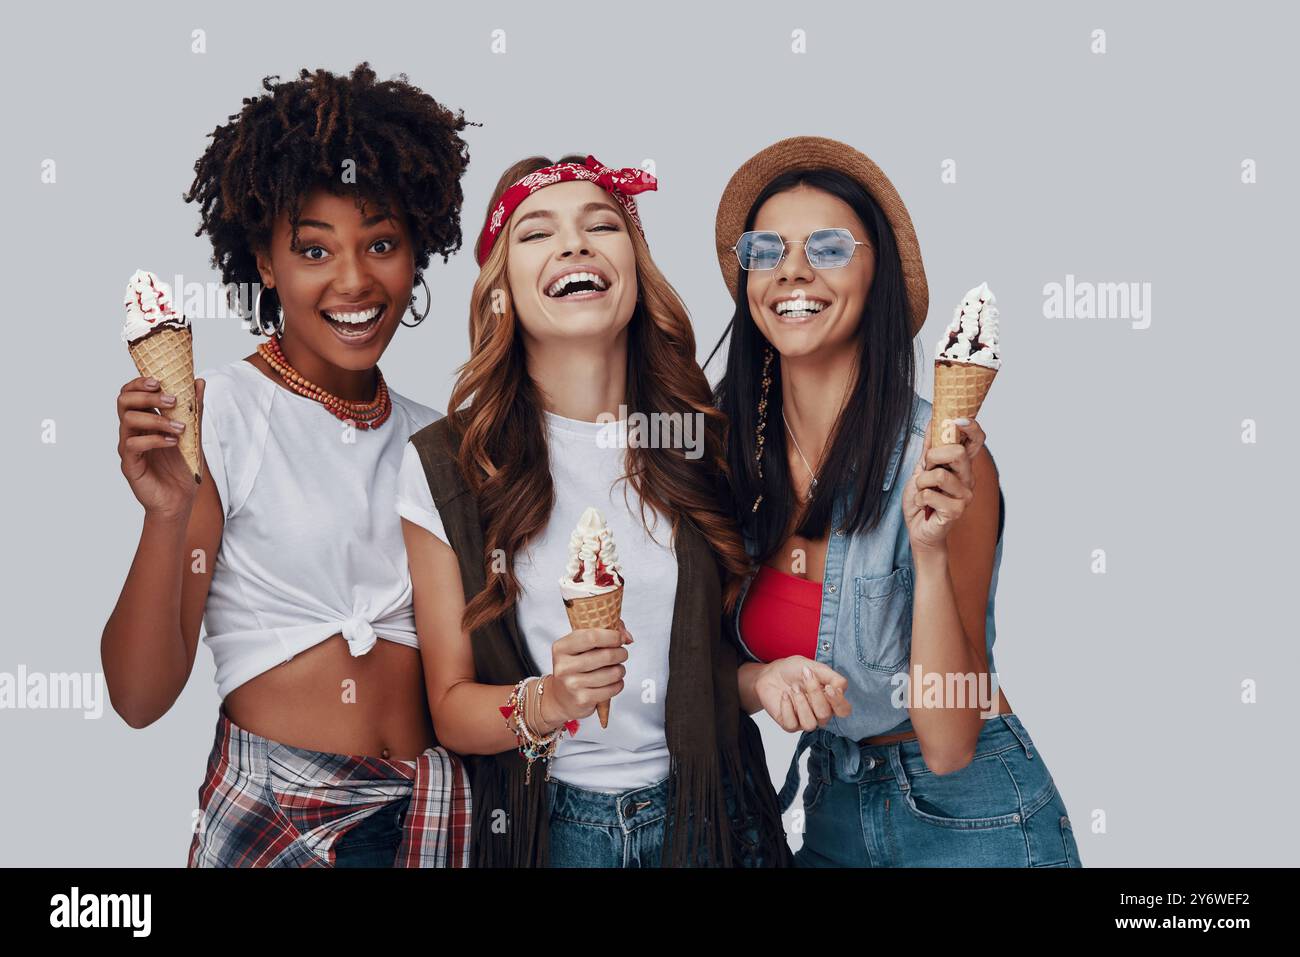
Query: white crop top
[[395, 411, 676, 793], [197, 358, 441, 699]]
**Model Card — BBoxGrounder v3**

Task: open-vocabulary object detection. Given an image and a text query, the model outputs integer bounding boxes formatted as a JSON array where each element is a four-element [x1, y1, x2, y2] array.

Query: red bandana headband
[[475, 154, 657, 266]]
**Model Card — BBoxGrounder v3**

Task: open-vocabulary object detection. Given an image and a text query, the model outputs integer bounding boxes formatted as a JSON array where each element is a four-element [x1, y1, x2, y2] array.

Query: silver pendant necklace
[[782, 409, 820, 502]]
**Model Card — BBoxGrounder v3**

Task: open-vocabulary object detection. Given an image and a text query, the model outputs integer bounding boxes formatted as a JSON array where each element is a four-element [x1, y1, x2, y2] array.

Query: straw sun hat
[[713, 135, 929, 338]]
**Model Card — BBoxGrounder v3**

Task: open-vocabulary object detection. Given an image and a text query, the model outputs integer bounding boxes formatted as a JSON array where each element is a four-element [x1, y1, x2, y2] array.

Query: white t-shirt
[[395, 411, 676, 793], [198, 358, 440, 699]]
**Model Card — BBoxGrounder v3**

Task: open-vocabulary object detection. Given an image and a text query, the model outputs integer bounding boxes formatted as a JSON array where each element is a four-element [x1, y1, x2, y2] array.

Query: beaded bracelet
[[499, 676, 579, 784]]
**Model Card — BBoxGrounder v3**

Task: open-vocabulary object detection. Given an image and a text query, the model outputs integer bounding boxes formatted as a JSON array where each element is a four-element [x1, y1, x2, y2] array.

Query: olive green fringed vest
[[409, 415, 792, 867]]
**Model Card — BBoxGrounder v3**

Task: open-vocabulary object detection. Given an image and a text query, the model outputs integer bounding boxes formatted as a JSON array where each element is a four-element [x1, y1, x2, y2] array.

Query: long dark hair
[[705, 168, 919, 563]]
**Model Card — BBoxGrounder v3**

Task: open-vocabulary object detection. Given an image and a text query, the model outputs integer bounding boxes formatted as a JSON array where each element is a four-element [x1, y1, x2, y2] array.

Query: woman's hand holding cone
[[116, 375, 206, 520], [542, 619, 632, 730], [902, 415, 986, 552]]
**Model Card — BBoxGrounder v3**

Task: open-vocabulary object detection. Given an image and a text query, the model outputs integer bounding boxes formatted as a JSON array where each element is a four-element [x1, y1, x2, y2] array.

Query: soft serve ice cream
[[122, 269, 188, 343], [929, 281, 1002, 452], [121, 268, 201, 483], [935, 281, 1000, 370], [558, 506, 626, 728], [560, 507, 625, 601]]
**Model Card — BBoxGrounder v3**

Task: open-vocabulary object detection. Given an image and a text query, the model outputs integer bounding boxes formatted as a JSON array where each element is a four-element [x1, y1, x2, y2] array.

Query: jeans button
[[827, 583, 837, 593]]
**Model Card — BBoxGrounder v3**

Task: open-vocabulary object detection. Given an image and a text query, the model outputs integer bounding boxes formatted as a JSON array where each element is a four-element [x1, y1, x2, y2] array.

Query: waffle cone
[[931, 359, 997, 447], [563, 585, 624, 728], [128, 325, 200, 483]]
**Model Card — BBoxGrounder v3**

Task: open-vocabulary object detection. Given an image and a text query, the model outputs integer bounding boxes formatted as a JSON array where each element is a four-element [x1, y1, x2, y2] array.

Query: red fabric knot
[[475, 154, 658, 266]]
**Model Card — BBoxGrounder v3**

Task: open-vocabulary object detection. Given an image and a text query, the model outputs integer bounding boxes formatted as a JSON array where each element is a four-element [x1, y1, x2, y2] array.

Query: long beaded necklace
[[257, 334, 392, 429]]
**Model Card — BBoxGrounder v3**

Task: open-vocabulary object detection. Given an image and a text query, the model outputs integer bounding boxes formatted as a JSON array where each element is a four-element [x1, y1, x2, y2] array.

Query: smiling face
[[254, 187, 414, 372], [504, 180, 638, 345], [745, 184, 875, 361]]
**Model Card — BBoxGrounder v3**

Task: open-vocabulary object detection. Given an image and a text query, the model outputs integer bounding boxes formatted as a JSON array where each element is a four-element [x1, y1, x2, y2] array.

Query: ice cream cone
[[563, 585, 624, 728], [129, 325, 201, 483], [931, 359, 996, 447]]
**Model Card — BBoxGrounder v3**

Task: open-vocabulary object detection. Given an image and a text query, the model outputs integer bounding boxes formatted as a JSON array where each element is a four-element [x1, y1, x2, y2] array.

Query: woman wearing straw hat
[[706, 136, 1080, 867]]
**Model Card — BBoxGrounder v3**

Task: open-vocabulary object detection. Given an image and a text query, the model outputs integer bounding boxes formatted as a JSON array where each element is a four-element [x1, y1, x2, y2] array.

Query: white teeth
[[324, 305, 381, 323], [774, 299, 827, 316], [547, 272, 609, 297]]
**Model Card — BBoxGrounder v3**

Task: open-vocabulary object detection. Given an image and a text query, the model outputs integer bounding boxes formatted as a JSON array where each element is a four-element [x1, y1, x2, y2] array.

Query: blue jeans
[[796, 714, 1082, 867], [332, 797, 409, 868], [547, 776, 673, 867], [546, 766, 771, 867]]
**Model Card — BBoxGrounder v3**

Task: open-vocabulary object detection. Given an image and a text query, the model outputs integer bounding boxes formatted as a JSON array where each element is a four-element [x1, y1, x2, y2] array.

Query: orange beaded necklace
[[257, 334, 392, 429]]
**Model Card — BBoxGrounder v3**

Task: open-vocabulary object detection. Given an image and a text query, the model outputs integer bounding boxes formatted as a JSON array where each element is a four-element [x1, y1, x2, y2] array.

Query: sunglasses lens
[[735, 231, 784, 270], [805, 228, 858, 268]]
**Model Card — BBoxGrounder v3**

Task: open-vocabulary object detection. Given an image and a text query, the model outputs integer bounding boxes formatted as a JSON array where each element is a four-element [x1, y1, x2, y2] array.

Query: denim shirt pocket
[[852, 565, 913, 674]]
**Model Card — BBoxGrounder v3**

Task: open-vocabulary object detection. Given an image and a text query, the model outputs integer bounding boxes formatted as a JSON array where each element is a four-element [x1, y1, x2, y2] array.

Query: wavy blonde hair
[[447, 155, 751, 634]]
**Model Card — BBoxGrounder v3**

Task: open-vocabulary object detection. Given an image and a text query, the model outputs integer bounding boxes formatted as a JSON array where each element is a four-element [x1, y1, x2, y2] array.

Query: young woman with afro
[[101, 62, 477, 867]]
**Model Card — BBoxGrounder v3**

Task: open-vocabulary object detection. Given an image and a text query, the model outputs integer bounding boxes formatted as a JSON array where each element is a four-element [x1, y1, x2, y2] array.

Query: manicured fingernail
[[164, 435, 177, 443], [161, 394, 176, 404], [170, 420, 185, 431], [954, 417, 970, 426], [145, 378, 158, 388]]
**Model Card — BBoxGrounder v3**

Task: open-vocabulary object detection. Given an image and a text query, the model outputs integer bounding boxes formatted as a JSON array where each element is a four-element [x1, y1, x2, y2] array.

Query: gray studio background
[[1, 0, 1295, 866]]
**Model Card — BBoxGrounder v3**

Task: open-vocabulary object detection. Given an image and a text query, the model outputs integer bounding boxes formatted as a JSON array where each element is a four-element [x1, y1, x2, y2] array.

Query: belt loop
[[1001, 715, 1034, 759], [886, 746, 910, 791]]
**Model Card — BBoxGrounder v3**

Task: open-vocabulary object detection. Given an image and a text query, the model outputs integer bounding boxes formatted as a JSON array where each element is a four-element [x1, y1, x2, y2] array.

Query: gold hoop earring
[[751, 343, 775, 513]]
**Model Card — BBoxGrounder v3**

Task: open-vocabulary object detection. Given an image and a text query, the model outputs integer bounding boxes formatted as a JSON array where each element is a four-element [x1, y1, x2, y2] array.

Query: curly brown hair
[[183, 62, 477, 292]]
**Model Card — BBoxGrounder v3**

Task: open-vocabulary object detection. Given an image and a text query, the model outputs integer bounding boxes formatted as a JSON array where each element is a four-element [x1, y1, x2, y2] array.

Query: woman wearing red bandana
[[396, 155, 792, 866]]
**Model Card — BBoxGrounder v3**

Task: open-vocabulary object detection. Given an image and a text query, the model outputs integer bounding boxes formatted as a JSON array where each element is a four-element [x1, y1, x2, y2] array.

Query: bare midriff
[[221, 635, 433, 761]]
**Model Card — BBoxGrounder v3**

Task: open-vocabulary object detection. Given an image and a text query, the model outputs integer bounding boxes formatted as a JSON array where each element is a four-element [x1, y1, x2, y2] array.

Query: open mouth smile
[[770, 296, 830, 321], [545, 269, 611, 302], [320, 303, 386, 345]]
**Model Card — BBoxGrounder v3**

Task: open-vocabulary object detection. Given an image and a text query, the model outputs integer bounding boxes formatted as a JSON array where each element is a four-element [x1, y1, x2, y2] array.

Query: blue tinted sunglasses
[[731, 227, 869, 271]]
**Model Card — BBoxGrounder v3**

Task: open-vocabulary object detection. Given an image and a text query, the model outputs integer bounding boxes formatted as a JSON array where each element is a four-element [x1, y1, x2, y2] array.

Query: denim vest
[[728, 393, 1005, 809]]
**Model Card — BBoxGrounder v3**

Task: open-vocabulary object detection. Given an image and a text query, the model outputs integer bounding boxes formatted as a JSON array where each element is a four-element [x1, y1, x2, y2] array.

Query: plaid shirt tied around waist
[[188, 709, 471, 867]]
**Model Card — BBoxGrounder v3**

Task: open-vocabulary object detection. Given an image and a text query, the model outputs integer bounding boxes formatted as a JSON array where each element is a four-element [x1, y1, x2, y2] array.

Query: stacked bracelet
[[499, 676, 579, 784]]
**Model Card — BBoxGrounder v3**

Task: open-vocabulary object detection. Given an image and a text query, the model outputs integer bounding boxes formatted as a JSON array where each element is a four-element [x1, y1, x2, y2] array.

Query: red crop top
[[737, 564, 822, 662]]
